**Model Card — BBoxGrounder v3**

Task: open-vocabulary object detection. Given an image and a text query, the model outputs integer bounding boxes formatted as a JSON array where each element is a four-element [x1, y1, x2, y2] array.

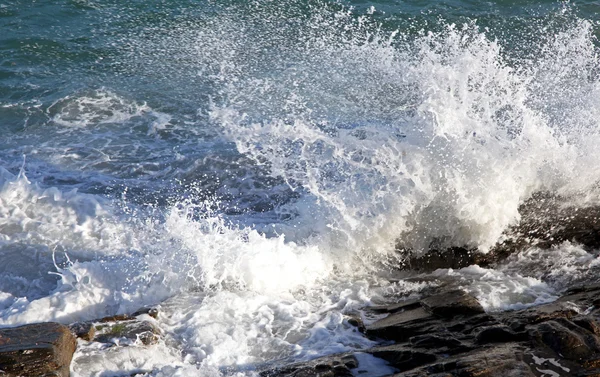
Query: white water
[[1, 2, 600, 376]]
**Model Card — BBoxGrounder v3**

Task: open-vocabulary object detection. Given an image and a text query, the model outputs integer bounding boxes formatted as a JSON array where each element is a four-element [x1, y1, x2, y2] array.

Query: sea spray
[[1, 1, 600, 375]]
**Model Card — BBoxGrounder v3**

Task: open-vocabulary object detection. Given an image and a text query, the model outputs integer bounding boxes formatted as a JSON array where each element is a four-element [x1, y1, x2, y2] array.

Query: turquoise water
[[2, 1, 600, 376]]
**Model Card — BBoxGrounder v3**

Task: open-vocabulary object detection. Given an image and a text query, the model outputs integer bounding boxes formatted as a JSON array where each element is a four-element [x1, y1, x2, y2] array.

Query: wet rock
[[368, 299, 422, 314], [398, 193, 600, 272], [272, 278, 600, 377], [475, 326, 526, 344], [98, 307, 159, 323], [345, 313, 366, 333], [132, 307, 159, 319], [260, 354, 358, 377], [399, 246, 489, 271], [574, 317, 600, 336], [366, 290, 485, 343], [529, 320, 597, 362], [409, 334, 463, 349], [94, 320, 160, 346], [520, 301, 579, 324], [68, 322, 96, 341], [367, 344, 436, 373], [365, 306, 433, 342], [420, 290, 485, 318], [363, 283, 600, 376], [0, 322, 76, 377]]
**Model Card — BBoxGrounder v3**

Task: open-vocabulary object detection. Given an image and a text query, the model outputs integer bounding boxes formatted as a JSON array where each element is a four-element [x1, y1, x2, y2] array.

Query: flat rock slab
[[360, 285, 600, 376], [0, 322, 76, 377], [420, 290, 485, 318]]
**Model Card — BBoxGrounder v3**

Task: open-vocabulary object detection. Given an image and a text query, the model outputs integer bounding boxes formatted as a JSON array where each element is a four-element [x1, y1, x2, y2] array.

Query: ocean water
[[2, 0, 600, 375]]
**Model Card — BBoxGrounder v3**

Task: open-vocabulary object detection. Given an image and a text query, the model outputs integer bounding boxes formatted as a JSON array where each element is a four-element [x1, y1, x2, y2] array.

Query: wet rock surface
[[0, 322, 77, 377], [0, 307, 161, 376], [401, 193, 600, 271], [260, 354, 358, 377], [93, 320, 161, 346], [263, 286, 600, 377]]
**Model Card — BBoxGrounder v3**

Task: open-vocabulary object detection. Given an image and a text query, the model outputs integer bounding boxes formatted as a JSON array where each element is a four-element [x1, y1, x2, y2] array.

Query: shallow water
[[2, 0, 600, 375]]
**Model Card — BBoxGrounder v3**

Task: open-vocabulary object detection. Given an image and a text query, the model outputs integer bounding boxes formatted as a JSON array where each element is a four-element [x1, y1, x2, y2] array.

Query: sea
[[2, 0, 600, 375]]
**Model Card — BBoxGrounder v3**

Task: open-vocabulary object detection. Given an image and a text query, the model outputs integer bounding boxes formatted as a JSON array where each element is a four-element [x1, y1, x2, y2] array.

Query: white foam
[[3, 2, 600, 376], [48, 88, 152, 129], [207, 13, 600, 264], [432, 265, 559, 312]]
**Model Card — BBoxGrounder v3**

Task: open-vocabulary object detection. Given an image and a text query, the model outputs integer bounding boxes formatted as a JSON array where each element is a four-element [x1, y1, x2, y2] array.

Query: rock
[[270, 275, 600, 377], [98, 307, 159, 323], [368, 299, 421, 314], [94, 320, 160, 346], [420, 290, 485, 318], [409, 334, 463, 349], [132, 307, 159, 319], [366, 306, 434, 342], [367, 344, 436, 373], [362, 283, 600, 376], [397, 193, 600, 272], [529, 319, 597, 362], [574, 317, 600, 336], [520, 301, 579, 324], [0, 322, 76, 377], [260, 354, 358, 377], [68, 322, 95, 341], [399, 246, 490, 272], [366, 290, 486, 343], [475, 326, 526, 344]]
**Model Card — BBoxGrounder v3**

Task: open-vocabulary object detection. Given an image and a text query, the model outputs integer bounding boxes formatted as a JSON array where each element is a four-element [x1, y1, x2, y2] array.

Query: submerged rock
[[93, 320, 161, 346], [0, 322, 77, 377], [68, 307, 161, 345]]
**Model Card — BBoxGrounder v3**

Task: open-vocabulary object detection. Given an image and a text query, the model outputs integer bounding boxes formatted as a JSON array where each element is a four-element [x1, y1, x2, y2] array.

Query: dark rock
[[397, 193, 600, 272], [94, 320, 160, 346], [68, 322, 95, 341], [565, 283, 600, 296], [260, 354, 358, 377], [98, 314, 132, 323], [399, 246, 491, 272], [475, 326, 526, 344], [367, 344, 436, 372], [340, 355, 358, 369], [366, 306, 433, 342], [574, 318, 600, 336], [132, 307, 159, 319], [0, 322, 76, 377], [409, 334, 463, 349], [368, 299, 421, 314], [273, 275, 600, 377], [346, 315, 365, 333], [529, 320, 596, 362], [420, 290, 485, 318], [521, 301, 579, 324]]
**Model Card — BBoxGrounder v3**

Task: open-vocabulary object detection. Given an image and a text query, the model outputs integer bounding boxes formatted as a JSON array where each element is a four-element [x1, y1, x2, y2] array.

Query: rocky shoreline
[[0, 309, 160, 376], [258, 194, 600, 377], [1, 194, 600, 376], [262, 284, 600, 376], [3, 282, 599, 376]]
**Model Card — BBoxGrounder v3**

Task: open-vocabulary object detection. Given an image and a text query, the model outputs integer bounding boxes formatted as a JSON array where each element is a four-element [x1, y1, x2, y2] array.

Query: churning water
[[2, 0, 600, 375]]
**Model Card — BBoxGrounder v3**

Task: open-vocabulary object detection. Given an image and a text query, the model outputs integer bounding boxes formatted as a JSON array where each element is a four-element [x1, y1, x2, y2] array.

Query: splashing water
[[2, 1, 600, 376]]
